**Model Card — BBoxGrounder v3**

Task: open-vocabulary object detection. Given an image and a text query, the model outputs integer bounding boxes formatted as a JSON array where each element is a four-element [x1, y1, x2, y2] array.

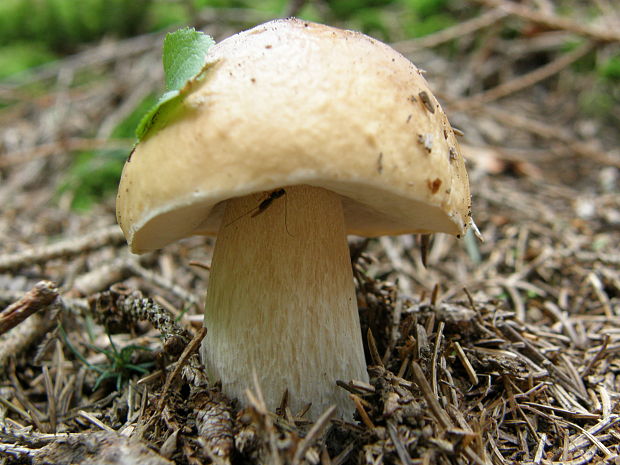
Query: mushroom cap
[[117, 18, 471, 253]]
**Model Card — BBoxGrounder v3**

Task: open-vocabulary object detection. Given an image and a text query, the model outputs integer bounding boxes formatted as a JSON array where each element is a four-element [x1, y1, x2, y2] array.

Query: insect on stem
[[224, 188, 293, 237], [250, 189, 286, 217]]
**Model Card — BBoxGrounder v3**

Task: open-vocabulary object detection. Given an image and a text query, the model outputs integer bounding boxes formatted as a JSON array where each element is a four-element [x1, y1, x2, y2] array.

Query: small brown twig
[[581, 335, 610, 378], [452, 40, 595, 110], [125, 260, 199, 306], [0, 281, 58, 336], [479, 106, 620, 168], [476, 0, 620, 43], [291, 405, 336, 465], [411, 361, 453, 430], [394, 7, 508, 54], [0, 138, 133, 169], [0, 226, 125, 272], [350, 394, 375, 430], [366, 328, 384, 367], [453, 341, 479, 386], [431, 321, 444, 396], [158, 327, 208, 410], [3, 31, 164, 88]]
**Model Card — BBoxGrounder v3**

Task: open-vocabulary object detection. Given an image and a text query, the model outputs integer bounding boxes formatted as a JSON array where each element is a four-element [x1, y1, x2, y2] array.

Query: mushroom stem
[[201, 185, 368, 418]]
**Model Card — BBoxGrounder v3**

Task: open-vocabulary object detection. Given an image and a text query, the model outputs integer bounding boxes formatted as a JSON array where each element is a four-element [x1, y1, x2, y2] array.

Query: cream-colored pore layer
[[200, 185, 368, 418]]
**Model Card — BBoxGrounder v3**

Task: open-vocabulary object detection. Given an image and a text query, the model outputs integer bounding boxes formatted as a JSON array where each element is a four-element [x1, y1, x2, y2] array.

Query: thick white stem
[[201, 185, 368, 418]]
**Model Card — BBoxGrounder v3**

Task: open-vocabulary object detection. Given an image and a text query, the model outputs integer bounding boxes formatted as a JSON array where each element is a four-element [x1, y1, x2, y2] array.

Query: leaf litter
[[1, 2, 620, 464]]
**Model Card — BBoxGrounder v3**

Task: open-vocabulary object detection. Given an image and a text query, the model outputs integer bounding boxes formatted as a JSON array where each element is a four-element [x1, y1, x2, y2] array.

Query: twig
[[125, 260, 199, 306], [245, 372, 282, 465], [453, 342, 479, 385], [0, 443, 37, 458], [336, 379, 375, 395], [158, 327, 207, 409], [521, 402, 598, 420], [77, 410, 116, 432], [72, 257, 129, 296], [291, 405, 336, 465], [0, 138, 132, 169], [0, 424, 89, 446], [331, 441, 357, 465], [581, 335, 609, 378], [533, 432, 547, 464], [42, 366, 57, 434], [387, 421, 413, 465], [431, 321, 444, 396], [0, 397, 30, 421], [350, 394, 375, 430], [587, 273, 614, 317], [3, 31, 164, 88], [0, 226, 125, 272], [479, 106, 620, 168], [383, 299, 404, 366], [366, 328, 384, 367], [476, 0, 620, 43], [499, 322, 589, 402], [0, 281, 58, 335], [559, 418, 614, 458], [394, 8, 508, 53], [566, 415, 620, 453], [411, 361, 453, 429], [452, 40, 595, 109], [0, 314, 50, 371]]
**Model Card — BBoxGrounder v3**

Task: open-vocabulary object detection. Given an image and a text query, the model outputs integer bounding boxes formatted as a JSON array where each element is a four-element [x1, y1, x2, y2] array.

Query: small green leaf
[[135, 90, 181, 140], [163, 27, 215, 91], [135, 27, 214, 141]]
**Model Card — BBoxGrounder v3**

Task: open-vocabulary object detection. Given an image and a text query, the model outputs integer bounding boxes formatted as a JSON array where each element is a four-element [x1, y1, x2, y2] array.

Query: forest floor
[[1, 2, 619, 464]]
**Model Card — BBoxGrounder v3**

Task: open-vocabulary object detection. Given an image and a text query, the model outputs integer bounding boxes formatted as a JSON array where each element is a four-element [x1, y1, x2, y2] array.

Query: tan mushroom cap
[[117, 18, 471, 254]]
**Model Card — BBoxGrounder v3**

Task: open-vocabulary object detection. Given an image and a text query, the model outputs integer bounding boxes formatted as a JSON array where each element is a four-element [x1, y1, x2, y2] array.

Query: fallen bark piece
[[33, 431, 173, 465]]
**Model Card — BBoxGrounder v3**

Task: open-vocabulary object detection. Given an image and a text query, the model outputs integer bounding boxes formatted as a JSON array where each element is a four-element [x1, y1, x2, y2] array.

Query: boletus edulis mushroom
[[116, 18, 472, 419]]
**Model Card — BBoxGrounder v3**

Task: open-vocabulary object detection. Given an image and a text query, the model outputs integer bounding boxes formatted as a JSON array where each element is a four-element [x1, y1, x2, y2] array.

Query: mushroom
[[116, 18, 471, 419]]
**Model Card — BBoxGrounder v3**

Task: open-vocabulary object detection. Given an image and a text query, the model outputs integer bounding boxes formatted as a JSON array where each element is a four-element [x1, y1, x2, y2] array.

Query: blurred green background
[[1, 0, 468, 211], [1, 0, 617, 211], [0, 0, 461, 80]]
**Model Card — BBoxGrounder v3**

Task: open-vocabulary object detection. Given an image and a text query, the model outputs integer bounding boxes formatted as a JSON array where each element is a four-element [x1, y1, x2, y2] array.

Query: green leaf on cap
[[135, 28, 215, 141], [135, 90, 181, 141]]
